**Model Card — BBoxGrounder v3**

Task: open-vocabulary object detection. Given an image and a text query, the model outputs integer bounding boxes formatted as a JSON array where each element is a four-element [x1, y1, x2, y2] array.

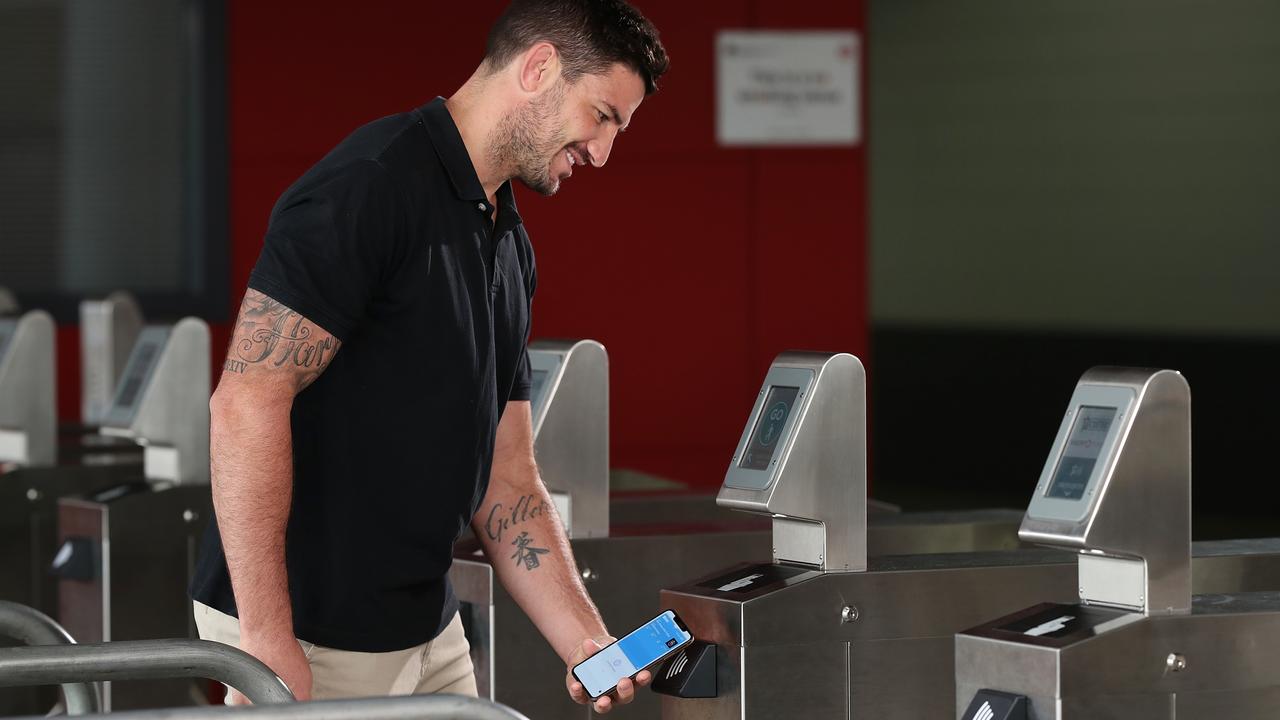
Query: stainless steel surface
[[717, 352, 868, 572], [955, 592, 1280, 719], [0, 639, 292, 705], [0, 600, 100, 715], [454, 509, 1053, 719], [0, 310, 56, 467], [79, 292, 143, 426], [660, 541, 1280, 719], [10, 695, 532, 720], [100, 318, 210, 486], [58, 485, 213, 710], [661, 552, 1079, 720], [529, 339, 609, 538], [1020, 368, 1192, 616]]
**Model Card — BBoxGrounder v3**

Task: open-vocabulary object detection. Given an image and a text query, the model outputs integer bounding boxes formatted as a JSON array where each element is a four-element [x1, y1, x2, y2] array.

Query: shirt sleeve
[[508, 348, 532, 402], [247, 160, 404, 342], [507, 235, 537, 402]]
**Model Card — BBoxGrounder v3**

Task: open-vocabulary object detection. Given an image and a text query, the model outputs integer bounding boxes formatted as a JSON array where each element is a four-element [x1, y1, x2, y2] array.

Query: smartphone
[[571, 609, 694, 700]]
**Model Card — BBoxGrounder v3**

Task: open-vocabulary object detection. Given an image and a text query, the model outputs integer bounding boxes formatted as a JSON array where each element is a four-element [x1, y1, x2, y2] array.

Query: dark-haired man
[[189, 1, 668, 713]]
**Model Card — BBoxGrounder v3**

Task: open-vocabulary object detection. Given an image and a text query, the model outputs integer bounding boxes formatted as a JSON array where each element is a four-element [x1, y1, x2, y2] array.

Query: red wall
[[225, 1, 868, 489]]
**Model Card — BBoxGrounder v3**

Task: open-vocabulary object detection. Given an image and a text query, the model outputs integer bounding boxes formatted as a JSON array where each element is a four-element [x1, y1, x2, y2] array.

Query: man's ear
[[518, 42, 560, 93]]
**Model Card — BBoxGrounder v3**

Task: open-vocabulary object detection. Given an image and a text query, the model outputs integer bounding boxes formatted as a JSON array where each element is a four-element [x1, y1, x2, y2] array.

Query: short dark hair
[[484, 0, 670, 95]]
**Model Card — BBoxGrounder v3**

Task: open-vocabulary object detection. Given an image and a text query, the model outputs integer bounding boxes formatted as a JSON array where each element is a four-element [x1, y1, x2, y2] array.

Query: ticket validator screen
[[739, 385, 800, 471], [1046, 405, 1117, 500], [574, 610, 692, 698]]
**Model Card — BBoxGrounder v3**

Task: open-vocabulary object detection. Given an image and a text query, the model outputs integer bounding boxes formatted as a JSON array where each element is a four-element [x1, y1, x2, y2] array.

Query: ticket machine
[[51, 318, 212, 710], [0, 310, 56, 468], [955, 368, 1280, 719], [655, 357, 1280, 719], [453, 350, 1049, 719]]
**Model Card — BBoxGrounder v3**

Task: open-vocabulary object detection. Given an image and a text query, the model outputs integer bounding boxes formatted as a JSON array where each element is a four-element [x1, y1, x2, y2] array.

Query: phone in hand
[[571, 609, 694, 700]]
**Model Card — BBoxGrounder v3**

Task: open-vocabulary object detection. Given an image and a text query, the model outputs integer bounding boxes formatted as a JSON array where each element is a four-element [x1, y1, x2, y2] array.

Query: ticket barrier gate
[[452, 350, 1039, 719], [36, 318, 211, 712], [2, 297, 146, 611], [955, 368, 1280, 719], [652, 357, 1280, 719]]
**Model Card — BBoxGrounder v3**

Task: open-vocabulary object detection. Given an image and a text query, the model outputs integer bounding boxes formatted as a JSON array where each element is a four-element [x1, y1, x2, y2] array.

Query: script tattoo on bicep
[[510, 531, 550, 570], [484, 493, 551, 544], [226, 290, 340, 388]]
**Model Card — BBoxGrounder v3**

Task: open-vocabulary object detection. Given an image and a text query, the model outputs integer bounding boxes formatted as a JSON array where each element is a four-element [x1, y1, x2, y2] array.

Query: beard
[[488, 81, 570, 196]]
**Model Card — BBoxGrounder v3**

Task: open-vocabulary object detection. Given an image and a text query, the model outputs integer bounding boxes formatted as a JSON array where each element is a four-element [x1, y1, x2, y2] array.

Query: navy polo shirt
[[192, 98, 536, 652]]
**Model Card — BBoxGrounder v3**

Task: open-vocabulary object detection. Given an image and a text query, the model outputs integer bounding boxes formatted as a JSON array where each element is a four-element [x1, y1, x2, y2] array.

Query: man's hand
[[232, 633, 313, 704], [565, 637, 653, 714]]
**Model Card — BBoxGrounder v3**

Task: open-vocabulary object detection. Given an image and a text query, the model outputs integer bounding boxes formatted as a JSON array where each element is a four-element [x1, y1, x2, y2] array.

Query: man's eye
[[597, 111, 608, 123]]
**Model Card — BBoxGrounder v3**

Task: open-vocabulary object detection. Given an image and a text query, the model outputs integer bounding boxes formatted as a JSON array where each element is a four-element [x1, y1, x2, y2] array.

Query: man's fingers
[[593, 694, 614, 713], [569, 681, 589, 704], [635, 669, 653, 687], [614, 677, 635, 704], [581, 637, 601, 657]]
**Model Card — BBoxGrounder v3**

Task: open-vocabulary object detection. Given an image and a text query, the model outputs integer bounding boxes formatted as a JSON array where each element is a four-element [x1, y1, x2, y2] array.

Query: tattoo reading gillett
[[484, 493, 550, 543]]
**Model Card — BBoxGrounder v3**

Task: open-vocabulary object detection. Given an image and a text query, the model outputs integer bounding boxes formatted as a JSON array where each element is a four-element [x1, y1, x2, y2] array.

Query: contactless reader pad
[[961, 690, 1028, 720]]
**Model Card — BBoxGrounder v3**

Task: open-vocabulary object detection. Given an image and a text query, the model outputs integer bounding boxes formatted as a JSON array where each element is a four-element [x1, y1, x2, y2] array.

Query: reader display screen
[[531, 369, 550, 402], [111, 339, 161, 415], [739, 386, 800, 471], [1046, 406, 1117, 500]]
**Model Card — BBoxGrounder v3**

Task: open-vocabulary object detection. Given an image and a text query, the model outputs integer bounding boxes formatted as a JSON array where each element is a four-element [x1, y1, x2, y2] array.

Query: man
[[189, 1, 669, 713]]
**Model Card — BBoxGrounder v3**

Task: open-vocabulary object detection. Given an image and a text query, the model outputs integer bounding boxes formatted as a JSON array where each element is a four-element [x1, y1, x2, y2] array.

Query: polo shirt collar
[[419, 97, 522, 226]]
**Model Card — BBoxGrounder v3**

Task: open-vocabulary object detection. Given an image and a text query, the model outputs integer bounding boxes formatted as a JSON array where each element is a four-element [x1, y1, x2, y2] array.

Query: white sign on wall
[[716, 30, 861, 146]]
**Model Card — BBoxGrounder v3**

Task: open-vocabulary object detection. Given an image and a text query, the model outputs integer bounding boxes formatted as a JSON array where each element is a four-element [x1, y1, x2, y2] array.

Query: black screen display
[[114, 341, 159, 411], [739, 386, 800, 471], [1046, 405, 1117, 500]]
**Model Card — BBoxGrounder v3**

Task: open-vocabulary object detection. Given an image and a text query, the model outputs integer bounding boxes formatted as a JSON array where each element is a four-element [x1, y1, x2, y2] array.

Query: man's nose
[[586, 131, 617, 168]]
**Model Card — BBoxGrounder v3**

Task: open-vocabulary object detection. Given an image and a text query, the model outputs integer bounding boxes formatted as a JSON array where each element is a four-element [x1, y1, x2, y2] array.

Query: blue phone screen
[[576, 611, 691, 698]]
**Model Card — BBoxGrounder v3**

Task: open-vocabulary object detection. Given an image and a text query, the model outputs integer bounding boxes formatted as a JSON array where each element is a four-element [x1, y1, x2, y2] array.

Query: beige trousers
[[192, 601, 477, 701]]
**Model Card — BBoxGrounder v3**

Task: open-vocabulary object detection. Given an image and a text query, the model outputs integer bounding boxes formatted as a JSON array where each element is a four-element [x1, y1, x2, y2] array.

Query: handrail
[[0, 639, 293, 706], [0, 600, 100, 714], [7, 694, 531, 720]]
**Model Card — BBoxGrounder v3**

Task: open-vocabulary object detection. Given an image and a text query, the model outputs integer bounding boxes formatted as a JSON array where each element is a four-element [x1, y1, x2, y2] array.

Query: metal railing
[[0, 639, 293, 706], [0, 600, 100, 714], [9, 694, 531, 720]]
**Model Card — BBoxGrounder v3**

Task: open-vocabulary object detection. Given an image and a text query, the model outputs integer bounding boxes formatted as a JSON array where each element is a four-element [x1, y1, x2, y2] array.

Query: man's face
[[499, 63, 647, 196]]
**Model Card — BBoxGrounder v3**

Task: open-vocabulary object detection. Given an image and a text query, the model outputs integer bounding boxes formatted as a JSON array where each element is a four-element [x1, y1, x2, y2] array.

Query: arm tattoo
[[484, 493, 550, 543], [510, 531, 550, 570], [223, 290, 340, 388]]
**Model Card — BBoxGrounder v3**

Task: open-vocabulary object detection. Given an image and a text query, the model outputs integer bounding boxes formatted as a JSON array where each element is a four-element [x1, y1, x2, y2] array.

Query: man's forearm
[[475, 467, 607, 663], [209, 388, 295, 638]]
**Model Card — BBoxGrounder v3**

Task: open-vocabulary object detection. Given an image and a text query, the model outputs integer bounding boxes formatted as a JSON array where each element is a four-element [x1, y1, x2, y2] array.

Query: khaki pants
[[193, 601, 477, 701]]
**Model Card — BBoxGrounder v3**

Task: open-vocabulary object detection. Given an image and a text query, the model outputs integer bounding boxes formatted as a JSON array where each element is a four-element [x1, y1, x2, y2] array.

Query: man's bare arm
[[472, 401, 648, 713], [210, 288, 340, 701]]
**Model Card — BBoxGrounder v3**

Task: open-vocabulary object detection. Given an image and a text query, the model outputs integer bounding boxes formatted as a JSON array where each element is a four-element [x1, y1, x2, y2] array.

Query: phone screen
[[573, 610, 693, 699]]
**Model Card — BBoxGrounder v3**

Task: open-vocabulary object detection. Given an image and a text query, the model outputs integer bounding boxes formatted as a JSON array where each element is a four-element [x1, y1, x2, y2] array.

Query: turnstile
[[452, 350, 1053, 719], [955, 368, 1280, 719], [51, 318, 212, 711], [653, 356, 1280, 719]]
